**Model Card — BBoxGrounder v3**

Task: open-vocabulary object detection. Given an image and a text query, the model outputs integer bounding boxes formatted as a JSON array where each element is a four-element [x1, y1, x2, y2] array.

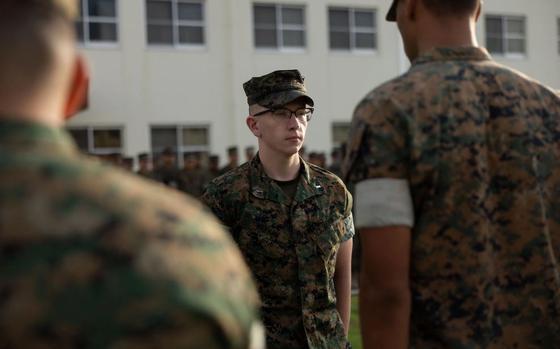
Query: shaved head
[[422, 0, 479, 18], [0, 0, 83, 124], [0, 0, 77, 94]]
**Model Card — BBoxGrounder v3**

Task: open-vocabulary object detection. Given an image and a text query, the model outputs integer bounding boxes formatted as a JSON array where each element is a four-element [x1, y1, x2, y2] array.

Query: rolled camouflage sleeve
[[339, 187, 355, 242], [341, 213, 355, 242], [354, 178, 414, 228], [343, 96, 414, 228]]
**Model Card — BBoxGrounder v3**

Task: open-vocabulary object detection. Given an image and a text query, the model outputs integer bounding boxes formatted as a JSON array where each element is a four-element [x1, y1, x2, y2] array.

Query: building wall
[[479, 0, 560, 89], [68, 0, 560, 166]]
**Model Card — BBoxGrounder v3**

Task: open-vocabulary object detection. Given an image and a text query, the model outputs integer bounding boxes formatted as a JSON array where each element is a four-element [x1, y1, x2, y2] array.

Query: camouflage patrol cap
[[243, 69, 314, 108], [227, 146, 238, 155], [386, 0, 398, 21]]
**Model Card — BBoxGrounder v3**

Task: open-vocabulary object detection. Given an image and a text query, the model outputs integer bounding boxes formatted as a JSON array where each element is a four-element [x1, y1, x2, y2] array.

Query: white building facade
[[68, 0, 560, 167]]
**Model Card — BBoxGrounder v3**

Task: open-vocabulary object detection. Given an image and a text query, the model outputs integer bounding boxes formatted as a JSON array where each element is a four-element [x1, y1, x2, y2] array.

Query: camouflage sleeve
[[343, 96, 410, 182], [342, 95, 413, 229], [201, 180, 232, 228], [341, 213, 355, 242], [340, 187, 355, 242]]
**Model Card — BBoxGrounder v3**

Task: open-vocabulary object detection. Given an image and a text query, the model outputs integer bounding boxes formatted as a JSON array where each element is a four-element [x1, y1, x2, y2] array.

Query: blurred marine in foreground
[[0, 1, 263, 348]]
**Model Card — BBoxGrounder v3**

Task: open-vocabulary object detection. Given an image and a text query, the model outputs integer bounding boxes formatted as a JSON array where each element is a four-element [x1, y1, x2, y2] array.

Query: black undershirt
[[274, 176, 300, 202]]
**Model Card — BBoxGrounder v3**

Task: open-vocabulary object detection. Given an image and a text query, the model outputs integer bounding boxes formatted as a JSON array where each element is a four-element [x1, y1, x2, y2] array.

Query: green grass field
[[348, 295, 362, 349]]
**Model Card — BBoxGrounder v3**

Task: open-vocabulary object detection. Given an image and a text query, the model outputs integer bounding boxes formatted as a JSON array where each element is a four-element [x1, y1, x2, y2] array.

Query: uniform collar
[[412, 46, 491, 67], [0, 118, 77, 156], [295, 159, 326, 203], [248, 154, 325, 204]]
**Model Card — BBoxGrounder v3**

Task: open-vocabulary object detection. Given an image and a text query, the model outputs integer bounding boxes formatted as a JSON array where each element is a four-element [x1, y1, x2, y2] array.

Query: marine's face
[[250, 99, 309, 157], [209, 159, 219, 170], [162, 154, 176, 166], [184, 156, 198, 170], [139, 158, 149, 167], [245, 148, 255, 159]]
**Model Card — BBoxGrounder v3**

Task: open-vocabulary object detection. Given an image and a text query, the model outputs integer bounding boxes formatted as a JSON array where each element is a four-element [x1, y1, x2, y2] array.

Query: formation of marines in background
[[103, 145, 343, 199], [1, 0, 560, 349]]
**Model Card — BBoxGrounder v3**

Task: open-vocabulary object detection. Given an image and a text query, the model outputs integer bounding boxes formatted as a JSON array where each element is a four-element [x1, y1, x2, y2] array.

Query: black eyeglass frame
[[252, 107, 314, 122]]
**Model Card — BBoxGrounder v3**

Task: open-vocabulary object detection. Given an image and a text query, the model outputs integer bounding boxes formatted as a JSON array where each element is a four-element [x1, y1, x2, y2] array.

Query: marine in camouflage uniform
[[0, 121, 262, 348], [203, 70, 354, 349], [219, 146, 240, 176], [0, 1, 263, 348], [152, 147, 182, 189], [136, 152, 154, 179], [180, 152, 211, 197], [343, 0, 560, 348]]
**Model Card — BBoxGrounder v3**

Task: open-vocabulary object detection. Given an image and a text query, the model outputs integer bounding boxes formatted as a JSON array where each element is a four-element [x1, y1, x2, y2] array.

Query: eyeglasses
[[252, 107, 314, 122]]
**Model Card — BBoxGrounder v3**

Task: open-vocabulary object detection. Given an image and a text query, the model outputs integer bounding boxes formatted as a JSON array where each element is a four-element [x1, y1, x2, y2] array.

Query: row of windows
[[67, 123, 351, 158], [78, 0, 560, 56], [68, 125, 210, 156], [77, 0, 377, 51]]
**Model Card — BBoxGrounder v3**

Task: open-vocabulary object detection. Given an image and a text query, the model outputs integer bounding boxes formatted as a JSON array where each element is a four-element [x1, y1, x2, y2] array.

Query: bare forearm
[[334, 270, 352, 334], [334, 239, 353, 335], [359, 276, 410, 349]]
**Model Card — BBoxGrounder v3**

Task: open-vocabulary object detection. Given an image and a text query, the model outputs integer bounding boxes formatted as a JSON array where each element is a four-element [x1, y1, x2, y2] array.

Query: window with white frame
[[150, 125, 210, 165], [146, 0, 205, 46], [329, 7, 377, 51], [332, 122, 351, 147], [76, 0, 118, 44], [485, 15, 526, 56], [67, 126, 123, 154], [253, 3, 306, 49]]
